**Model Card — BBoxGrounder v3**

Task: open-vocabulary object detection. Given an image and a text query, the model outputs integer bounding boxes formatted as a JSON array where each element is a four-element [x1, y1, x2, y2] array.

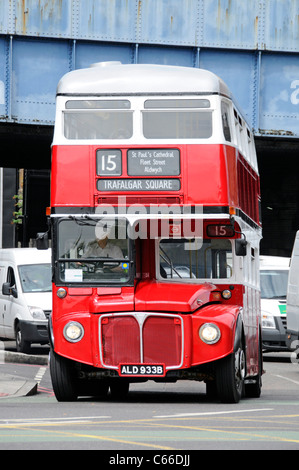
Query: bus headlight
[[199, 323, 221, 344], [63, 321, 84, 342]]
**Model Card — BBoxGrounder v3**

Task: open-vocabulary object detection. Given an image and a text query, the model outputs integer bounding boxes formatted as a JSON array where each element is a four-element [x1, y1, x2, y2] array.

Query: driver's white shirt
[[83, 241, 123, 258]]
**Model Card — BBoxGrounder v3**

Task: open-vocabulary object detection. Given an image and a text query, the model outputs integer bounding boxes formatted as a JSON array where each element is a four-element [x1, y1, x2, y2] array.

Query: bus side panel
[[237, 152, 261, 226], [224, 145, 238, 209], [242, 285, 261, 376], [51, 145, 93, 207], [186, 143, 260, 226]]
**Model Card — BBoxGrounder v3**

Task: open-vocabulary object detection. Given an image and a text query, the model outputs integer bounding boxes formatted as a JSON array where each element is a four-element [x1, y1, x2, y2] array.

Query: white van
[[260, 255, 290, 352], [286, 231, 299, 351], [0, 248, 51, 353]]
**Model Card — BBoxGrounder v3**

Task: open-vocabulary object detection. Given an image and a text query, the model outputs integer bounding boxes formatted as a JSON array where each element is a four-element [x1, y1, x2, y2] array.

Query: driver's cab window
[[159, 238, 233, 280], [57, 217, 131, 284], [59, 219, 128, 260]]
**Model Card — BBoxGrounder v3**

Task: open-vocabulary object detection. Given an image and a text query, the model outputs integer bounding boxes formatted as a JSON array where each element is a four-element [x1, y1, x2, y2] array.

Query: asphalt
[[0, 349, 48, 399]]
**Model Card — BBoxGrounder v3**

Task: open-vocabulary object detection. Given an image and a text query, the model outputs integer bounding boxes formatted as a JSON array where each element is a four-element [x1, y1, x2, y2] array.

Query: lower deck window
[[159, 238, 233, 280]]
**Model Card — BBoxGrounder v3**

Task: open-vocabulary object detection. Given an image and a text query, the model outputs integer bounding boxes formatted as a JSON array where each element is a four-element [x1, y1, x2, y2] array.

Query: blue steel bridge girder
[[0, 0, 298, 138]]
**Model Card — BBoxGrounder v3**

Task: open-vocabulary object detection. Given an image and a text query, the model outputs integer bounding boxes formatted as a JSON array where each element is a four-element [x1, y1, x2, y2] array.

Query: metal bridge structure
[[0, 0, 298, 252], [0, 0, 298, 137]]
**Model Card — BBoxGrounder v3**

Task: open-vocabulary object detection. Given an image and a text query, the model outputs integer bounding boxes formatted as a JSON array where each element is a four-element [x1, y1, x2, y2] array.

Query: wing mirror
[[2, 282, 18, 298], [36, 232, 49, 250], [235, 238, 247, 256]]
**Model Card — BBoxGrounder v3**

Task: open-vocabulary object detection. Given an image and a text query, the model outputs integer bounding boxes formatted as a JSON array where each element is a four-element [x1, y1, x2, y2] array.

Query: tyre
[[15, 324, 31, 354], [49, 346, 78, 401], [205, 380, 218, 400], [216, 338, 246, 404]]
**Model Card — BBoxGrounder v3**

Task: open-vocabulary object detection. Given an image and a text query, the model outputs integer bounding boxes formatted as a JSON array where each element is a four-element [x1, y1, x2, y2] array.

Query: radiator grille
[[101, 316, 140, 366], [100, 314, 182, 369], [143, 316, 182, 366]]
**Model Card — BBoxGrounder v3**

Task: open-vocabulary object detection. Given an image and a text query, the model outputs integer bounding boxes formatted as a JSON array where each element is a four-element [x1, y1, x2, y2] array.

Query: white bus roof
[[260, 255, 290, 269], [56, 62, 232, 98]]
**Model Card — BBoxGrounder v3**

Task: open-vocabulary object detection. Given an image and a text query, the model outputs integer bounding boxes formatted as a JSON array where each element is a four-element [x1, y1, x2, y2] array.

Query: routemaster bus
[[37, 62, 263, 403]]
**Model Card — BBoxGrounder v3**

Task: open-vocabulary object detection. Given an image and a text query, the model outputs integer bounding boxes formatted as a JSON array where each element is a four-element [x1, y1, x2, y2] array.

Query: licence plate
[[119, 364, 165, 377]]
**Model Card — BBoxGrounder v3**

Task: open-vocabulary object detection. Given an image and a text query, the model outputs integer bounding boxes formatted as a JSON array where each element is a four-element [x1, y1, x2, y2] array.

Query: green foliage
[[12, 191, 23, 225]]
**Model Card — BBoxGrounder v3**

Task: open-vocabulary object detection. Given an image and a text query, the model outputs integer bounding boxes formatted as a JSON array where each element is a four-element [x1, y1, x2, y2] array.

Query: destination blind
[[97, 178, 181, 191], [96, 148, 181, 192], [127, 149, 180, 176]]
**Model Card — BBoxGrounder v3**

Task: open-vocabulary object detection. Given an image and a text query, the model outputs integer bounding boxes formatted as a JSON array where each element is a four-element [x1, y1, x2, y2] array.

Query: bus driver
[[83, 222, 124, 259]]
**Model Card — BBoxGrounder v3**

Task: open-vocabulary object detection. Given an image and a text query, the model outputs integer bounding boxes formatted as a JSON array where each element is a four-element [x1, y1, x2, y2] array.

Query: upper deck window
[[221, 101, 231, 142], [63, 100, 132, 139], [144, 99, 210, 109], [65, 100, 131, 109], [142, 99, 212, 139]]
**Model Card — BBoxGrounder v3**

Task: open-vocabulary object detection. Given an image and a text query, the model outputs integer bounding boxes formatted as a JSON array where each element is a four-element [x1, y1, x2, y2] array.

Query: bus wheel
[[109, 379, 130, 400], [205, 380, 218, 400], [216, 341, 246, 404], [49, 346, 78, 401]]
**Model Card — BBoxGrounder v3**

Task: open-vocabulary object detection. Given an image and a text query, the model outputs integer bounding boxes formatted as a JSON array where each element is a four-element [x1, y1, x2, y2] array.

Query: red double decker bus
[[39, 62, 262, 403]]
